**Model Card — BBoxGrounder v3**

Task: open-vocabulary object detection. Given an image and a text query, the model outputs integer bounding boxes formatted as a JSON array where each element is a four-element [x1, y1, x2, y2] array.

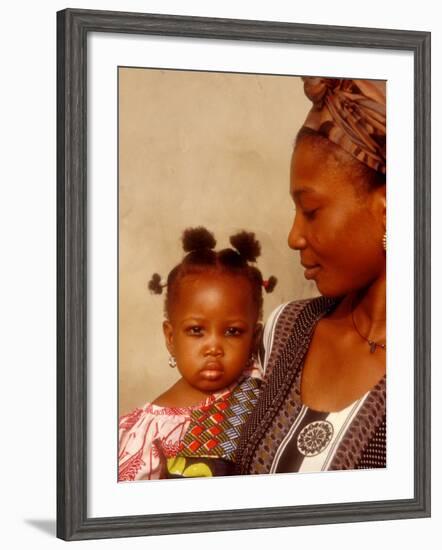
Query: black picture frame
[[57, 8, 431, 541]]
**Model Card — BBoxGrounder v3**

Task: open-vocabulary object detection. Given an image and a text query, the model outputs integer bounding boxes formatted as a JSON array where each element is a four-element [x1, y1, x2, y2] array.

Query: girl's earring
[[383, 232, 387, 251], [247, 354, 256, 367], [168, 356, 177, 368]]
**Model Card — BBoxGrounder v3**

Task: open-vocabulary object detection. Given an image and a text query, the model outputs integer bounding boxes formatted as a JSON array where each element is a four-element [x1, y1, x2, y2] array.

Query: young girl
[[118, 227, 276, 481]]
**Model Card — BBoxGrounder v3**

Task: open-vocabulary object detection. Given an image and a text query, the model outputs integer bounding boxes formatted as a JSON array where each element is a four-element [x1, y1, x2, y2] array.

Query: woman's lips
[[303, 265, 321, 280]]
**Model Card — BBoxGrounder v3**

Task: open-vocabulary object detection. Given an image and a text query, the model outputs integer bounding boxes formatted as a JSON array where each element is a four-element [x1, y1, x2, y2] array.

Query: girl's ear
[[163, 320, 175, 356]]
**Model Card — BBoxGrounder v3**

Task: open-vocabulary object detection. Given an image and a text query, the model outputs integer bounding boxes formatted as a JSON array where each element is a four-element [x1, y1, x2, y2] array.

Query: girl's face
[[288, 139, 386, 298], [163, 272, 260, 393]]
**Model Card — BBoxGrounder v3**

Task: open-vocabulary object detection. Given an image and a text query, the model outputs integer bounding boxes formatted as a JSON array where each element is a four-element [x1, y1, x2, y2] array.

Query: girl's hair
[[148, 227, 277, 320], [295, 127, 386, 193]]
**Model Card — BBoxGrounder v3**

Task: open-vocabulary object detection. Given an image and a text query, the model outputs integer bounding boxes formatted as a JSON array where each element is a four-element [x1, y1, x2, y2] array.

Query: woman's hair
[[148, 227, 277, 320], [295, 126, 386, 193]]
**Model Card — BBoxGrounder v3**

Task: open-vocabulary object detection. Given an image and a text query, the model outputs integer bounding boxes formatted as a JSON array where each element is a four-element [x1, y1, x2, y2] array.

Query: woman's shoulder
[[277, 295, 335, 315], [264, 296, 333, 337], [260, 296, 336, 377]]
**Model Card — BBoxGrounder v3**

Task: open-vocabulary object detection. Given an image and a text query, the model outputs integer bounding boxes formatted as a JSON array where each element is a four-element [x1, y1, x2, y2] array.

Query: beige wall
[[119, 68, 318, 415]]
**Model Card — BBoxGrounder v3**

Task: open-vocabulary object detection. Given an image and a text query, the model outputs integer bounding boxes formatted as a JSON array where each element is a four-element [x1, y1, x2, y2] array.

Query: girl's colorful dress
[[118, 364, 262, 481]]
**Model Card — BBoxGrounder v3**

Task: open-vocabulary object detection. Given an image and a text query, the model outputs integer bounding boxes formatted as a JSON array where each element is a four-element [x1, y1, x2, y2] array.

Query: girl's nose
[[288, 211, 307, 250], [204, 337, 224, 357], [206, 345, 223, 357]]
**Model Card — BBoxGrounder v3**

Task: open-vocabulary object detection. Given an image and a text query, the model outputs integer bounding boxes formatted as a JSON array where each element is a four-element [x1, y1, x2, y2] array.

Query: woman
[[236, 77, 386, 474]]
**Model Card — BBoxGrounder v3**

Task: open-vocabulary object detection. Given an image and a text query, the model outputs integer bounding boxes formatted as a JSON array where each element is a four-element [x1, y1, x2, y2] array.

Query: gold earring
[[382, 232, 387, 251]]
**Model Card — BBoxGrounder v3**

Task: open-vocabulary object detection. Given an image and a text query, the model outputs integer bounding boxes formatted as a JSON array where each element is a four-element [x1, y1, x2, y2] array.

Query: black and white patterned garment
[[236, 297, 386, 475], [270, 394, 371, 473]]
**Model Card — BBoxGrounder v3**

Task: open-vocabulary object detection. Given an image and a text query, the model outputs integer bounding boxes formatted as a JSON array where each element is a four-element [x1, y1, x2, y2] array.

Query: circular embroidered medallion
[[297, 421, 334, 457]]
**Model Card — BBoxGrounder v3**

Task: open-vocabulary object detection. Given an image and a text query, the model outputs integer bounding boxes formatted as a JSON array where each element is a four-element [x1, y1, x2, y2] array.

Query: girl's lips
[[200, 362, 224, 380], [200, 370, 223, 381]]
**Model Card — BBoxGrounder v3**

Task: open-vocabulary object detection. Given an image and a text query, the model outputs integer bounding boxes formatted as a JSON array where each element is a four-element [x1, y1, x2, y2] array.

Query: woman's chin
[[314, 280, 345, 299]]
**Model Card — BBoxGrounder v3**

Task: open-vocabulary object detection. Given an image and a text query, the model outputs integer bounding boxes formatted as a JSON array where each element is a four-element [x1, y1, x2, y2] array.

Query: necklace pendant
[[369, 341, 377, 353]]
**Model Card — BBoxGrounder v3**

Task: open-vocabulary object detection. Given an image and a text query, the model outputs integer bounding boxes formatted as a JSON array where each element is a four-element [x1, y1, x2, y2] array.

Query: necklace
[[351, 308, 386, 354]]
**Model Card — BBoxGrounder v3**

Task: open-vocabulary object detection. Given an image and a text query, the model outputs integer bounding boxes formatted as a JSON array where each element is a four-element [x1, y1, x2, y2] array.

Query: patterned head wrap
[[301, 78, 386, 174]]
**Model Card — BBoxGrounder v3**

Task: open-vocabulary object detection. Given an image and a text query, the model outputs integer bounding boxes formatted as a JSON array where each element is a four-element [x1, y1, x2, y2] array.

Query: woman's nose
[[288, 212, 307, 250]]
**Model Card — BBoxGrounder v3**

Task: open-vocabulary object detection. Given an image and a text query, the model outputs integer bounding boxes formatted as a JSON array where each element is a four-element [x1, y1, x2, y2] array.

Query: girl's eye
[[186, 326, 203, 336], [225, 327, 243, 337]]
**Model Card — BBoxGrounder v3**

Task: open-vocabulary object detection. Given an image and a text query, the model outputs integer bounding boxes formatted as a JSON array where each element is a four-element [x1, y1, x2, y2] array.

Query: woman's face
[[288, 138, 386, 298]]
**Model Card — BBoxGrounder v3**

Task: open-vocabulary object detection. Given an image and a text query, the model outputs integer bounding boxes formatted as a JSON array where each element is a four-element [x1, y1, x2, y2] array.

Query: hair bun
[[148, 273, 164, 294], [182, 227, 216, 253], [229, 231, 261, 262], [263, 275, 277, 293]]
